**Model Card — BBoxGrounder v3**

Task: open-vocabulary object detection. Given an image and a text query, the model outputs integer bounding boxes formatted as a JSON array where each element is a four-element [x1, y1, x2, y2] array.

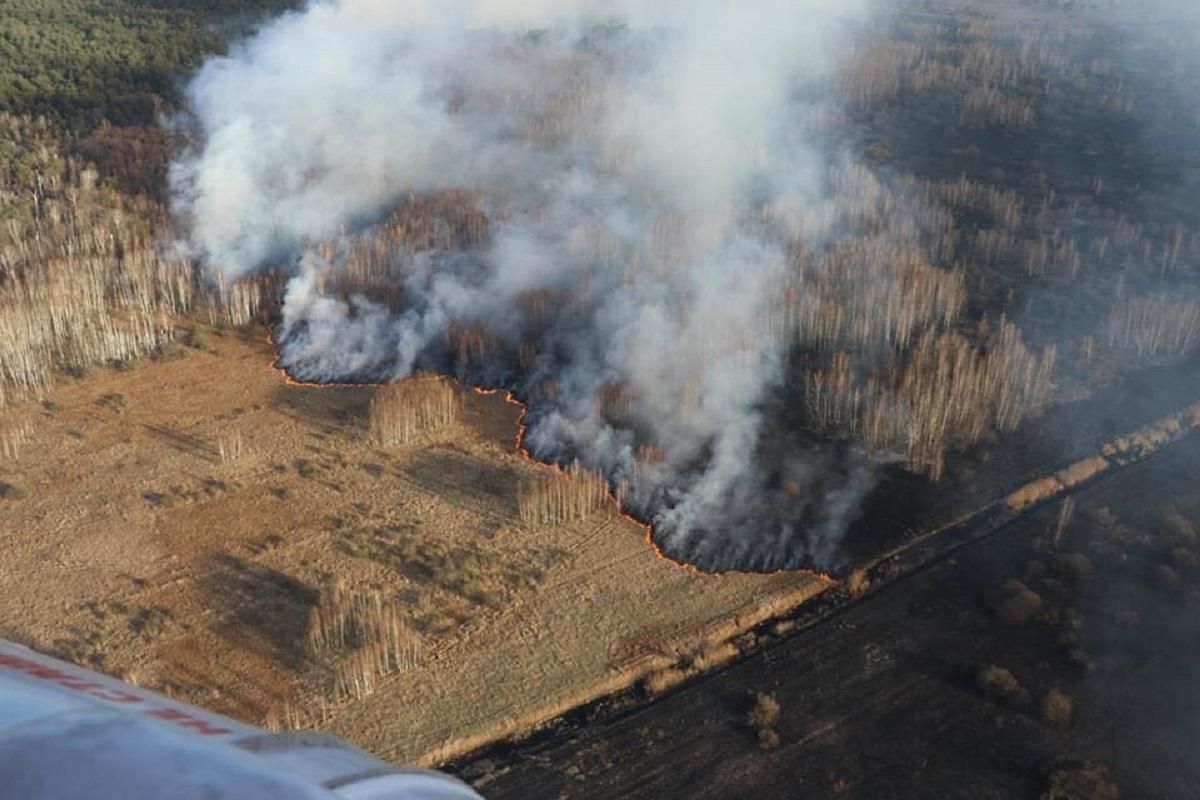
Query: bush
[[977, 665, 1030, 708], [1042, 760, 1119, 800], [98, 393, 127, 411], [643, 668, 687, 696], [1041, 689, 1073, 727], [1024, 559, 1048, 583], [747, 692, 781, 749], [987, 579, 1043, 624], [1054, 553, 1093, 585], [1170, 547, 1198, 570], [1161, 512, 1197, 546], [1083, 506, 1119, 531], [181, 326, 213, 352], [690, 641, 740, 672], [756, 728, 781, 750], [846, 569, 871, 598], [1152, 564, 1182, 593]]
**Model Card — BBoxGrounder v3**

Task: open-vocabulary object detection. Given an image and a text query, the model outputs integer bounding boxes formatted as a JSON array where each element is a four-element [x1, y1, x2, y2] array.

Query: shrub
[[1170, 547, 1198, 570], [1042, 760, 1119, 800], [1041, 689, 1073, 727], [988, 579, 1043, 624], [1152, 564, 1182, 593], [1054, 554, 1092, 586], [757, 728, 781, 750], [846, 569, 871, 598], [747, 692, 782, 749], [643, 668, 687, 696], [95, 393, 127, 412], [181, 326, 213, 352], [690, 641, 740, 672], [1161, 512, 1197, 546], [977, 664, 1030, 707], [1083, 506, 1119, 531], [770, 620, 796, 637]]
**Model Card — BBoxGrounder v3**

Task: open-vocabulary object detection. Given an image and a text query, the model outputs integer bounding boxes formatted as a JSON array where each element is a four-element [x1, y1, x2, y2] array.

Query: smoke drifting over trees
[[172, 0, 1084, 570]]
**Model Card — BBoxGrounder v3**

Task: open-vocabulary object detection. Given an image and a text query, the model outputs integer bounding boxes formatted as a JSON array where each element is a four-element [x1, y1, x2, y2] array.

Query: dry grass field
[[2, 0, 1200, 780], [0, 327, 829, 765]]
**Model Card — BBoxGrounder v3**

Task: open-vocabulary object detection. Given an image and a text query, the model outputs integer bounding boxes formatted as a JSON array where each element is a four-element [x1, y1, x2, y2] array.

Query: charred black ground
[[451, 388, 1200, 800]]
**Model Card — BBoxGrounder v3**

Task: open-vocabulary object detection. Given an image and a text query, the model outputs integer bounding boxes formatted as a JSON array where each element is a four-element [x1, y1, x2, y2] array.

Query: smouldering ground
[[0, 326, 829, 765]]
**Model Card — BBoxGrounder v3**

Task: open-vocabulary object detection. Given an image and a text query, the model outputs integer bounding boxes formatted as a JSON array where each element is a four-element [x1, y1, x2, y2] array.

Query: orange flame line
[[265, 328, 833, 582]]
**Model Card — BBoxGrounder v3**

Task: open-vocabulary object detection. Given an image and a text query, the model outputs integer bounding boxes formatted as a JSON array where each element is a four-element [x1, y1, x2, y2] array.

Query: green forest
[[0, 0, 300, 202], [0, 0, 299, 125]]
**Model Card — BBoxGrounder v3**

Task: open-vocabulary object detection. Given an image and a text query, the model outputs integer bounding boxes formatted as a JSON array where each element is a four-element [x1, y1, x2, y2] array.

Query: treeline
[[0, 114, 61, 214], [0, 1, 300, 409], [0, 0, 301, 199], [0, 114, 276, 411]]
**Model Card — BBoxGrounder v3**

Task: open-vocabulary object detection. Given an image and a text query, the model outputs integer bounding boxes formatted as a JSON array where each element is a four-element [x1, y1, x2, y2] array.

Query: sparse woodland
[[369, 377, 462, 446], [0, 115, 191, 408], [306, 583, 420, 702], [0, 1, 300, 413], [284, 8, 1200, 486], [3, 3, 1200, 488], [519, 462, 611, 526], [0, 114, 277, 412], [807, 13, 1200, 472]]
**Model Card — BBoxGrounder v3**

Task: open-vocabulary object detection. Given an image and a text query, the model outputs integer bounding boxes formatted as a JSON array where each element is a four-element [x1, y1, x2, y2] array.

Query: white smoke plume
[[171, 0, 880, 571]]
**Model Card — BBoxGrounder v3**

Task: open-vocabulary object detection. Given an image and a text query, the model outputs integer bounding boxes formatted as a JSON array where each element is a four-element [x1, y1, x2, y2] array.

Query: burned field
[[1, 0, 1200, 793], [453, 428, 1200, 800]]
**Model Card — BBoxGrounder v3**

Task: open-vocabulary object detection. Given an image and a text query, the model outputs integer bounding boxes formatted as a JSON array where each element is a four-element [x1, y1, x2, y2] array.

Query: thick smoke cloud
[[171, 0, 877, 571]]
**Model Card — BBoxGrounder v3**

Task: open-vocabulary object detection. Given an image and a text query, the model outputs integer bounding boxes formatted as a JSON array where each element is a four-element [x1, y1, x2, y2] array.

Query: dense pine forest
[[0, 1, 299, 123]]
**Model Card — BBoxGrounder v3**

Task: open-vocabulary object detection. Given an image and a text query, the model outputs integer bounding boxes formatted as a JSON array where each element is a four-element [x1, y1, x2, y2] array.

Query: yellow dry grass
[[0, 332, 831, 767]]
